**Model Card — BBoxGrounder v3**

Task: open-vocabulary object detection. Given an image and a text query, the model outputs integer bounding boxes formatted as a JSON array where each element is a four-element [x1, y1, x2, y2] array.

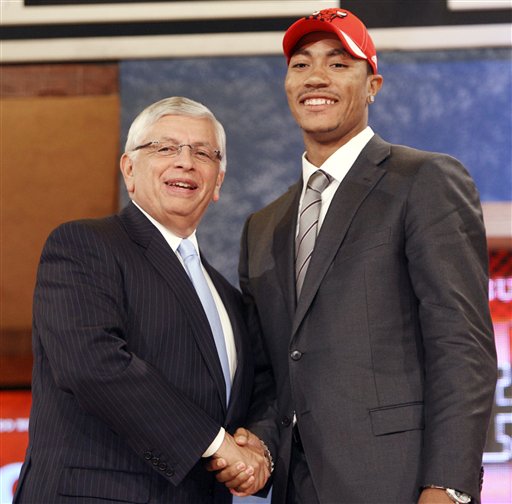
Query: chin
[[303, 124, 341, 136]]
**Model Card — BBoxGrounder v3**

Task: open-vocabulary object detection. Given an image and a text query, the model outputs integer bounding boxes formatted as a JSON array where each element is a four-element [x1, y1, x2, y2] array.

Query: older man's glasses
[[133, 141, 222, 163]]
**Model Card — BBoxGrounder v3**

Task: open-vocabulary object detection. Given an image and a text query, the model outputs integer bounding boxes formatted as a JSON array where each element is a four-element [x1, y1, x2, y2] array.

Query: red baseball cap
[[283, 8, 378, 74]]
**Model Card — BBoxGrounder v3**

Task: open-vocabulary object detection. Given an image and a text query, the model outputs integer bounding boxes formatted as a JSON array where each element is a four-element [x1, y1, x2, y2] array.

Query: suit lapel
[[119, 204, 228, 411], [293, 136, 391, 336], [273, 183, 301, 318]]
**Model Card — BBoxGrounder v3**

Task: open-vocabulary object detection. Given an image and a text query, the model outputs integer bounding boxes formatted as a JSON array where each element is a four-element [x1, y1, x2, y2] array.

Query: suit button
[[290, 350, 302, 361], [165, 468, 175, 477], [158, 462, 167, 471], [151, 457, 160, 466], [143, 451, 152, 460], [281, 416, 291, 427]]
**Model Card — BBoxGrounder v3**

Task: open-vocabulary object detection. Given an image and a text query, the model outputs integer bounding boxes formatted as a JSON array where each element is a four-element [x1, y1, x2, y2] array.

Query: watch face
[[446, 488, 472, 503]]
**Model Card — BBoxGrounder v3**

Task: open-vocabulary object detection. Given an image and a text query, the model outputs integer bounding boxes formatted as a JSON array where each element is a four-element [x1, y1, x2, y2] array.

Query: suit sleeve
[[404, 155, 497, 498], [33, 222, 221, 486], [238, 216, 280, 462]]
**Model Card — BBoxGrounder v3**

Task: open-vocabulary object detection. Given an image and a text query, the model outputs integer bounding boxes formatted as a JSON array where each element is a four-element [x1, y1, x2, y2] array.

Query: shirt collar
[[131, 201, 199, 255], [302, 126, 374, 183]]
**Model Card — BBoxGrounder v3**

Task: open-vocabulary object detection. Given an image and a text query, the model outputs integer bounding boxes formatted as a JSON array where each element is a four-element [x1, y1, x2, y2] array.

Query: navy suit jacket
[[15, 203, 253, 504], [239, 135, 497, 503]]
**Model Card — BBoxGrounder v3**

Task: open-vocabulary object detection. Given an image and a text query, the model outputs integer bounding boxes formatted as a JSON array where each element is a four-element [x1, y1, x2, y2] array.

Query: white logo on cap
[[339, 30, 367, 60]]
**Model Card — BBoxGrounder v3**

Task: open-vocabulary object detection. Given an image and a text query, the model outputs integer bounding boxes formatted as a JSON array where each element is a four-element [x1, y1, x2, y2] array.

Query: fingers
[[214, 461, 251, 484], [228, 465, 269, 497], [208, 430, 270, 495], [227, 468, 264, 498], [233, 427, 250, 446], [223, 468, 256, 490], [235, 428, 264, 456], [205, 457, 227, 472]]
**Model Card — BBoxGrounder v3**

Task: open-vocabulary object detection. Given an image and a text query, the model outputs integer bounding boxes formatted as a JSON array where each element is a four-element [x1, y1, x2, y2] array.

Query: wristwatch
[[259, 439, 274, 474], [425, 485, 471, 503], [445, 488, 472, 503]]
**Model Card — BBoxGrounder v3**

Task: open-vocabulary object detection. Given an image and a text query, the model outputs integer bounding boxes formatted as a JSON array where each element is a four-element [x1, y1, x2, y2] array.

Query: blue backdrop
[[120, 48, 511, 285]]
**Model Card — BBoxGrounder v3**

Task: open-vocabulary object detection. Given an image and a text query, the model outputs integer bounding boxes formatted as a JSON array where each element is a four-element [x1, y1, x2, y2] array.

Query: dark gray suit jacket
[[239, 135, 497, 503], [14, 203, 253, 504]]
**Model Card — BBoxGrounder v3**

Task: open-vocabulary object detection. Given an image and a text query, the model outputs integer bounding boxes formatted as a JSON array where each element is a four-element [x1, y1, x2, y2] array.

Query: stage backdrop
[[119, 47, 511, 285]]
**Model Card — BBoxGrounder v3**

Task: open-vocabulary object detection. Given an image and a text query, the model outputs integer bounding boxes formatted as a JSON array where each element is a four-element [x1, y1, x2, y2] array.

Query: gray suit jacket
[[15, 203, 253, 504], [239, 135, 497, 503]]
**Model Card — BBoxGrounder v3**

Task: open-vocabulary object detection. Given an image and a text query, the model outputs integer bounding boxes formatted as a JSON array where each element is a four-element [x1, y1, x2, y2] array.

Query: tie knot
[[307, 170, 332, 193], [178, 238, 198, 262]]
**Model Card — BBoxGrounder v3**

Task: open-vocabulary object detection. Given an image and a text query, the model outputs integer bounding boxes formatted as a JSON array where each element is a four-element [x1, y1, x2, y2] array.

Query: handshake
[[207, 428, 272, 497]]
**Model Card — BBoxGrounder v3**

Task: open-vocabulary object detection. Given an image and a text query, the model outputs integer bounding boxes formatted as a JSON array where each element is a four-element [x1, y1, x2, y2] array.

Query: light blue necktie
[[178, 238, 231, 403]]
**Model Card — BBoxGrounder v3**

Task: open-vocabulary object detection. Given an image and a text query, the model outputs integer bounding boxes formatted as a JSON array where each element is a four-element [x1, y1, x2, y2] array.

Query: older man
[[14, 97, 268, 504]]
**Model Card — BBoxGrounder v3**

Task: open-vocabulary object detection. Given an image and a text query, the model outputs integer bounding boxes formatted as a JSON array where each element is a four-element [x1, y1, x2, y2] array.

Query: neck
[[303, 124, 367, 168], [303, 127, 366, 168], [131, 199, 197, 239], [304, 141, 339, 167], [159, 216, 199, 239]]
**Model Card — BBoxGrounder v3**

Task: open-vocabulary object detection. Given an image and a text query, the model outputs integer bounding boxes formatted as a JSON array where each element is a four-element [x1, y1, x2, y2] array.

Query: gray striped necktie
[[295, 170, 332, 299]]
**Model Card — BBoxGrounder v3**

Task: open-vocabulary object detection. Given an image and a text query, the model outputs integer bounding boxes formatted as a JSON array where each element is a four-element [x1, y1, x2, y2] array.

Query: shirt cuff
[[202, 427, 225, 458]]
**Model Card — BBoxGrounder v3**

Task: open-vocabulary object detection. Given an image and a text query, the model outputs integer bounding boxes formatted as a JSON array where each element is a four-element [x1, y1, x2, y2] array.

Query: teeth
[[304, 98, 336, 106], [168, 181, 194, 189]]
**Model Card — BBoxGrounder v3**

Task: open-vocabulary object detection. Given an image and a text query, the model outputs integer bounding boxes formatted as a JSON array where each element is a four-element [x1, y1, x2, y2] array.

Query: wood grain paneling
[[1, 63, 118, 98], [1, 92, 120, 385]]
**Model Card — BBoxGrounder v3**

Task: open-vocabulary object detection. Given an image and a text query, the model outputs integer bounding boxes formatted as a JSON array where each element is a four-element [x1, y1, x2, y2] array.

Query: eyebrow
[[155, 136, 213, 147], [292, 47, 351, 58]]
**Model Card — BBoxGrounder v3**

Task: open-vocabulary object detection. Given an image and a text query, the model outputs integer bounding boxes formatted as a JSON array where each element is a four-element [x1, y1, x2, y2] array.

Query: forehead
[[290, 32, 346, 56], [147, 114, 216, 142]]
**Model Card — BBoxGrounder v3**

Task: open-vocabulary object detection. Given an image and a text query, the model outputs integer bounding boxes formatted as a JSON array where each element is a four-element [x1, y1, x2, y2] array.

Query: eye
[[194, 148, 211, 160], [291, 62, 308, 69], [330, 62, 348, 69], [157, 144, 179, 155]]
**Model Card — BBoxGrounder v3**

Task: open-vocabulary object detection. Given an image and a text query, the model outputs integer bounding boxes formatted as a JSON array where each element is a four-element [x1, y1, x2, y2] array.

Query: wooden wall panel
[[1, 63, 118, 98], [1, 92, 120, 385]]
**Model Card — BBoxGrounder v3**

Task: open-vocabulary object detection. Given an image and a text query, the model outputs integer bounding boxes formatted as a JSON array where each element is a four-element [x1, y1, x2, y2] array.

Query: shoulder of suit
[[249, 181, 300, 223], [376, 138, 465, 177], [48, 213, 125, 247]]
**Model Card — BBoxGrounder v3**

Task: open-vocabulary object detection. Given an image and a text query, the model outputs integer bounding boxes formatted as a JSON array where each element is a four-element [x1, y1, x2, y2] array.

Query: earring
[[368, 95, 375, 104]]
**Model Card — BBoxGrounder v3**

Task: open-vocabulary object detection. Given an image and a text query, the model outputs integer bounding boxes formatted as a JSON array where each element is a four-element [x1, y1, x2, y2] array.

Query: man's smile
[[164, 178, 198, 191], [302, 97, 337, 106]]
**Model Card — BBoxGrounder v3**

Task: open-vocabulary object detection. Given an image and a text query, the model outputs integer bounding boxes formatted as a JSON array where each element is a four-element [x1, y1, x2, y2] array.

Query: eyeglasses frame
[[132, 140, 222, 163]]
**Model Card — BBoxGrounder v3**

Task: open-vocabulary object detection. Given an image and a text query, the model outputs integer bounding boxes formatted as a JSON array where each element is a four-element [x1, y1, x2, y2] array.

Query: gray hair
[[125, 96, 227, 172]]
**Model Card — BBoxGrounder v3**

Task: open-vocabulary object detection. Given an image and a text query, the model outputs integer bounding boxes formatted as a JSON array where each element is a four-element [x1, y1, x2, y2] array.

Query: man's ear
[[368, 73, 383, 98], [120, 153, 135, 195], [212, 171, 225, 202]]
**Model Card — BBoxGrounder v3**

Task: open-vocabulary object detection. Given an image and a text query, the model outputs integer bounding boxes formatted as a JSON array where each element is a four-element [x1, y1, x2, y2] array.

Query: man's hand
[[232, 427, 265, 452], [206, 429, 270, 496], [418, 488, 455, 504]]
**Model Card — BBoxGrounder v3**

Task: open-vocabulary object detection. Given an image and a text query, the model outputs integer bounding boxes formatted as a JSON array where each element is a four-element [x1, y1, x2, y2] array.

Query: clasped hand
[[207, 428, 270, 497]]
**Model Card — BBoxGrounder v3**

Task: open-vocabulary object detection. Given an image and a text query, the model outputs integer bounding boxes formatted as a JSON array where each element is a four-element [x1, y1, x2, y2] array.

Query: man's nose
[[304, 65, 330, 86], [174, 145, 195, 167]]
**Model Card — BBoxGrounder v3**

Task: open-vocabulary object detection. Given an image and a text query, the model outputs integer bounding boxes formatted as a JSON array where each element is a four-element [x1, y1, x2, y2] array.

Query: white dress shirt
[[297, 127, 375, 234]]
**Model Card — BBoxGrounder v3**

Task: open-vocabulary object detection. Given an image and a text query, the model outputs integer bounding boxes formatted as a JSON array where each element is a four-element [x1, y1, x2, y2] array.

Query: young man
[[215, 8, 497, 504]]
